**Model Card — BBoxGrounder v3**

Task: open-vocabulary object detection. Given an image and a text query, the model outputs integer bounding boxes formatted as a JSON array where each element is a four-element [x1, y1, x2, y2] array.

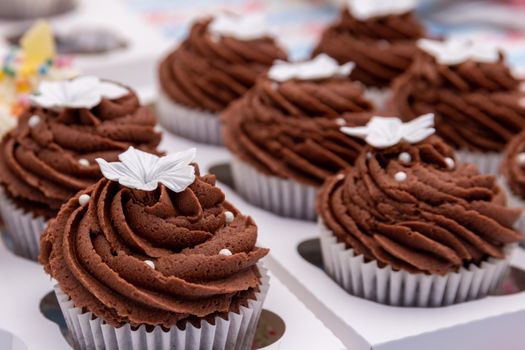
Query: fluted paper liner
[[319, 221, 513, 307], [157, 90, 222, 145], [498, 176, 525, 245], [230, 156, 318, 221], [456, 150, 502, 175], [54, 266, 269, 350], [0, 188, 47, 261]]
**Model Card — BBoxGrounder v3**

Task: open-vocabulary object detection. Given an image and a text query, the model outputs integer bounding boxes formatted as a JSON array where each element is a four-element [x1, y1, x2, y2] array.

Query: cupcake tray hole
[[297, 238, 525, 297], [0, 328, 28, 350], [40, 291, 285, 349], [208, 163, 235, 189], [6, 27, 127, 55]]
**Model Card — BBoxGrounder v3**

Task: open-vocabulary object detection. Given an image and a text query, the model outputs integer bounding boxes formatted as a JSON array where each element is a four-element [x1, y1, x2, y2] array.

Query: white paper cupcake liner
[[157, 90, 222, 145], [230, 156, 318, 221], [319, 221, 513, 307], [498, 177, 525, 245], [0, 188, 47, 261], [456, 150, 502, 175], [54, 265, 269, 350]]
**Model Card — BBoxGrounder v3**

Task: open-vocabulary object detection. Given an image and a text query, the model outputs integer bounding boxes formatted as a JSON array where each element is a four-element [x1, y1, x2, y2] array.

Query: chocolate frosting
[[0, 90, 161, 219], [502, 129, 525, 199], [312, 8, 425, 88], [158, 18, 287, 113], [222, 75, 373, 186], [390, 51, 525, 152], [317, 136, 522, 275], [40, 167, 268, 328]]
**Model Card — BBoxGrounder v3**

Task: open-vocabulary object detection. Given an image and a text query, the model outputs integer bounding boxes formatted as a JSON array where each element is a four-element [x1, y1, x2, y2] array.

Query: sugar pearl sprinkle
[[394, 171, 407, 182], [335, 173, 345, 180], [78, 194, 91, 206], [335, 118, 346, 126], [398, 152, 411, 164], [224, 211, 234, 224], [444, 157, 455, 170], [78, 158, 90, 167], [144, 260, 155, 269], [366, 152, 372, 160], [517, 153, 525, 166], [219, 248, 232, 256], [28, 115, 40, 128]]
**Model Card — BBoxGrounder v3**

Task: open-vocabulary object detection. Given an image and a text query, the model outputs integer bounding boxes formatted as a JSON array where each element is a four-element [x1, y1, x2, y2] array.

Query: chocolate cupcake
[[500, 129, 525, 240], [157, 13, 287, 145], [40, 147, 269, 350], [0, 76, 161, 260], [390, 39, 525, 174], [318, 114, 522, 306], [312, 0, 425, 108], [222, 54, 373, 220]]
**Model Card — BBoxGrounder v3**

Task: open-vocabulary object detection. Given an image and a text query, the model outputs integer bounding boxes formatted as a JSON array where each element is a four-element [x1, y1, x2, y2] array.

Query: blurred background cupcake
[[40, 147, 270, 350], [318, 114, 522, 306], [312, 0, 426, 110], [0, 0, 76, 20], [157, 13, 287, 145], [389, 38, 525, 175], [0, 75, 161, 260], [222, 54, 373, 221]]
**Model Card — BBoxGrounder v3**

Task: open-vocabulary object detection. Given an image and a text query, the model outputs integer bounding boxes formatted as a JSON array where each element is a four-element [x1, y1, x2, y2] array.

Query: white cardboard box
[[159, 132, 525, 350]]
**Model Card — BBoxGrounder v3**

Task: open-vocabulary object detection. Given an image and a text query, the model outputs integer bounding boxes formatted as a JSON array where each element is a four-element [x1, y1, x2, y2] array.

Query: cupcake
[[157, 13, 287, 145], [389, 38, 525, 174], [318, 114, 522, 307], [312, 0, 425, 108], [0, 76, 161, 260], [500, 129, 525, 239], [222, 54, 373, 220], [40, 147, 269, 350]]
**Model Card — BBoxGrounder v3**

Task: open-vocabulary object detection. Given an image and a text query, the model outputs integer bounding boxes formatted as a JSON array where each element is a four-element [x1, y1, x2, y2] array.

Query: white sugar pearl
[[144, 260, 155, 269], [219, 248, 232, 256], [517, 153, 525, 166], [398, 152, 411, 164], [444, 157, 455, 170], [224, 211, 234, 224], [394, 171, 407, 182], [78, 194, 91, 206], [335, 173, 345, 180], [366, 152, 372, 160], [78, 159, 90, 167], [154, 124, 163, 133], [335, 118, 346, 126], [28, 115, 40, 128]]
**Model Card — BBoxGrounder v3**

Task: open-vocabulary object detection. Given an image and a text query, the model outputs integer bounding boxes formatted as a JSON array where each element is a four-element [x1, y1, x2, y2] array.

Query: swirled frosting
[[40, 167, 268, 328], [502, 130, 525, 199], [158, 18, 287, 113], [0, 89, 161, 219], [312, 8, 425, 88], [390, 51, 525, 152], [222, 75, 374, 186], [317, 136, 522, 275]]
